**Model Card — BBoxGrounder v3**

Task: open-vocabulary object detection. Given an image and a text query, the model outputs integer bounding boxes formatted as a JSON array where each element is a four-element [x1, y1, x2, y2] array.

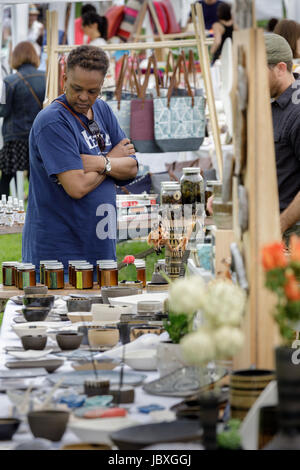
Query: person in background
[[280, 191, 300, 238], [274, 19, 300, 59], [75, 3, 97, 45], [27, 4, 44, 57], [267, 18, 279, 33], [0, 42, 45, 197], [196, 0, 224, 31], [82, 11, 108, 49], [210, 2, 235, 64], [264, 33, 300, 245]]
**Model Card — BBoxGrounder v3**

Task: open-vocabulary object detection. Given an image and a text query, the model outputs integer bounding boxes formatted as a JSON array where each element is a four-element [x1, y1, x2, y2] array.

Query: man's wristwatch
[[101, 155, 111, 174]]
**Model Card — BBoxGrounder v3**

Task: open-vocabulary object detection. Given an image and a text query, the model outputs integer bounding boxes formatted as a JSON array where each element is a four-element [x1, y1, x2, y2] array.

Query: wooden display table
[[0, 282, 101, 301]]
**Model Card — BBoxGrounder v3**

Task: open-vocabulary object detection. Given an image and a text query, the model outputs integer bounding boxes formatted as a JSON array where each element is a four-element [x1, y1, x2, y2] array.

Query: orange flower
[[284, 269, 300, 301], [262, 243, 288, 271], [290, 235, 300, 263]]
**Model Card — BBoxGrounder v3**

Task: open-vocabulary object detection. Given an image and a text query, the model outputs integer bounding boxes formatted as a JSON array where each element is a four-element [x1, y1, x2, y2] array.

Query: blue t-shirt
[[22, 94, 137, 275], [198, 1, 224, 30]]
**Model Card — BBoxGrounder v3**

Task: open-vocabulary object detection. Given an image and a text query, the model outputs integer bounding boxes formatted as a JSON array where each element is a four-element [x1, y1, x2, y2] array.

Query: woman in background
[[210, 2, 235, 65], [82, 11, 108, 49], [274, 19, 300, 59], [0, 41, 45, 196]]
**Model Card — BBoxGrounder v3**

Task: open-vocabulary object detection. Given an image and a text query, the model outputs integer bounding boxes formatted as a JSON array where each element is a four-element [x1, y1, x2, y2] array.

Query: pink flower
[[123, 255, 135, 264]]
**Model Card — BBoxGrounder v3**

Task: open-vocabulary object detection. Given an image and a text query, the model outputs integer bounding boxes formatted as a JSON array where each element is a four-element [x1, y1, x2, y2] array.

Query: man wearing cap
[[28, 4, 44, 56], [264, 33, 300, 243]]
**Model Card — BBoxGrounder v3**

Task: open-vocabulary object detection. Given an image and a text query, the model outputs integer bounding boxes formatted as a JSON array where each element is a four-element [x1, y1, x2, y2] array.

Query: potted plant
[[261, 235, 300, 449]]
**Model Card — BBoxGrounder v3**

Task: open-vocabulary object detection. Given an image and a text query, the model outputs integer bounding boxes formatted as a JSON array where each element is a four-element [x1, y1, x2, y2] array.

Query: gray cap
[[264, 33, 293, 64]]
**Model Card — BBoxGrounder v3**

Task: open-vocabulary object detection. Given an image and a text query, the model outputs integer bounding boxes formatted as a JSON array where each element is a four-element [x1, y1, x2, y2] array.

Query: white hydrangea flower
[[201, 280, 246, 327], [214, 326, 245, 358], [180, 328, 216, 365], [168, 276, 206, 316]]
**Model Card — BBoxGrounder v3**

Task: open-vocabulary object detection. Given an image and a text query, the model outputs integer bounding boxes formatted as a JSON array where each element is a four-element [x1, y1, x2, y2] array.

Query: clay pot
[[23, 294, 55, 309], [56, 332, 83, 350], [22, 307, 50, 322], [21, 335, 47, 351], [88, 328, 119, 348]]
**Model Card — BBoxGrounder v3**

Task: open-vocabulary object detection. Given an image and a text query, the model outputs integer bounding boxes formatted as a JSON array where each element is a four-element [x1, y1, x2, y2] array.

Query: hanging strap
[[56, 100, 90, 133], [167, 51, 194, 108], [17, 71, 42, 109]]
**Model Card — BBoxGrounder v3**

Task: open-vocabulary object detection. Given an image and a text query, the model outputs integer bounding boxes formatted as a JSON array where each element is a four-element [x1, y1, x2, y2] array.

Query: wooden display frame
[[231, 28, 281, 369]]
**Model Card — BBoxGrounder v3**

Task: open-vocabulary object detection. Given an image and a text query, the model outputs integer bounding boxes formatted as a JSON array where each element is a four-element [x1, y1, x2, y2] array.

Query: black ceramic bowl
[[24, 286, 48, 296], [23, 294, 55, 309], [27, 410, 69, 442], [0, 418, 21, 440], [21, 335, 47, 351], [22, 307, 50, 322], [67, 298, 91, 312], [56, 332, 83, 350]]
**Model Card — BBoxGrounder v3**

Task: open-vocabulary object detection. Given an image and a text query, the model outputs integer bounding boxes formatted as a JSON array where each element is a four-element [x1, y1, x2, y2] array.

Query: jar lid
[[162, 182, 181, 189], [134, 260, 146, 268], [75, 264, 94, 270], [40, 260, 58, 264], [99, 260, 117, 269], [71, 262, 89, 267], [2, 261, 17, 266], [44, 263, 64, 269], [69, 260, 87, 265], [18, 264, 35, 270], [182, 167, 201, 174]]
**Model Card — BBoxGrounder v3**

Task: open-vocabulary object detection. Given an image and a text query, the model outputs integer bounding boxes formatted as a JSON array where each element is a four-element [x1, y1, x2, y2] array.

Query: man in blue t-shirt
[[197, 0, 224, 30], [22, 45, 138, 277]]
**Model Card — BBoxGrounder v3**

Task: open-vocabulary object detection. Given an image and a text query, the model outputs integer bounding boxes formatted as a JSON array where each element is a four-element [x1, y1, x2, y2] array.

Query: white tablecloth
[[0, 300, 182, 450]]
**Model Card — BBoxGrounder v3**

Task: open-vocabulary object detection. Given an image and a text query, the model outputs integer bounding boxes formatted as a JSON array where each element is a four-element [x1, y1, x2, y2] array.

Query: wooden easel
[[231, 28, 280, 369], [131, 0, 165, 43]]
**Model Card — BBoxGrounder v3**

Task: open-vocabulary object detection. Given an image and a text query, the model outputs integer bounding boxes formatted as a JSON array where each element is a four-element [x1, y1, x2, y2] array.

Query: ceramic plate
[[69, 417, 139, 445], [8, 350, 53, 360], [0, 378, 44, 392], [0, 368, 48, 378], [110, 420, 202, 450], [5, 358, 64, 373], [143, 366, 228, 397], [47, 370, 146, 388]]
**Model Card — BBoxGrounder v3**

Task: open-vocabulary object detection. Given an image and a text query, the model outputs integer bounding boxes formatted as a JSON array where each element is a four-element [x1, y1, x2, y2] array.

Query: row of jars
[[2, 258, 147, 290]]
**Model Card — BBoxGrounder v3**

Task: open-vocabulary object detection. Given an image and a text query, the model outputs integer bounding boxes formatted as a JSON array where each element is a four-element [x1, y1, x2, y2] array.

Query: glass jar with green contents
[[18, 264, 36, 290], [180, 168, 204, 215], [68, 260, 87, 285], [40, 260, 58, 285], [2, 261, 17, 286], [44, 263, 64, 289], [75, 264, 94, 289]]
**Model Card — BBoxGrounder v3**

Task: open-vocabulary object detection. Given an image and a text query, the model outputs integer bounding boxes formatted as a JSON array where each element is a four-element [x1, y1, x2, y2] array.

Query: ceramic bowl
[[67, 298, 91, 313], [24, 286, 49, 295], [68, 418, 138, 445], [0, 418, 21, 440], [13, 324, 48, 338], [88, 328, 119, 348], [27, 410, 69, 442], [23, 294, 55, 309], [22, 307, 50, 322], [67, 312, 93, 323], [21, 334, 47, 350], [124, 350, 157, 371], [56, 332, 83, 350], [101, 286, 142, 304], [91, 304, 131, 322]]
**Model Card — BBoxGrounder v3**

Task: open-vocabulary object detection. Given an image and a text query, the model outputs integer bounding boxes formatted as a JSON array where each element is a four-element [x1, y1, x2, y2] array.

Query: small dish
[[69, 417, 138, 445], [5, 358, 64, 373], [8, 349, 52, 360]]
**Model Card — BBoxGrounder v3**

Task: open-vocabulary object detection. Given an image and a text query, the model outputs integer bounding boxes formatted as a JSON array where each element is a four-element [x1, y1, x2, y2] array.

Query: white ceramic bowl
[[68, 417, 138, 445], [12, 323, 48, 338], [124, 349, 157, 371], [67, 312, 93, 323], [91, 304, 131, 322]]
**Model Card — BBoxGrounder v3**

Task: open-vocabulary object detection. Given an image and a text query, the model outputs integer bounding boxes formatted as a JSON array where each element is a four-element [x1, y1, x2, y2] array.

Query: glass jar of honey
[[68, 260, 87, 285], [18, 264, 36, 290], [71, 262, 89, 286], [99, 260, 118, 288], [75, 264, 94, 289], [40, 260, 58, 284], [134, 260, 146, 288], [44, 263, 64, 289], [2, 261, 17, 286]]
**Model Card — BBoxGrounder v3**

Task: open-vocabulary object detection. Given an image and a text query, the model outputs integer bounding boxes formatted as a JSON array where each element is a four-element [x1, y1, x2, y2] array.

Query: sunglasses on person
[[88, 119, 106, 153]]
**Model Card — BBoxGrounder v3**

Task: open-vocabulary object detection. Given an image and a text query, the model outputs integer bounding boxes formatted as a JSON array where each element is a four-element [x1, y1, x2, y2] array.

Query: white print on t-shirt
[[81, 130, 112, 152]]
